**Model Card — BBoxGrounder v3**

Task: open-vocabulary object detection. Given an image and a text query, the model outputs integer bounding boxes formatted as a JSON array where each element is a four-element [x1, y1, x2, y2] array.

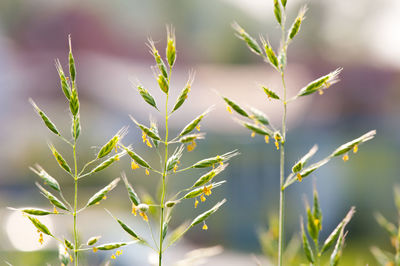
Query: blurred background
[[0, 0, 399, 265]]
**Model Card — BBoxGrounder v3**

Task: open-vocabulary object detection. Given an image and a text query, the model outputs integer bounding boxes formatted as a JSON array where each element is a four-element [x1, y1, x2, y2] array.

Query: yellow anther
[[324, 81, 331, 88], [251, 132, 255, 138], [132, 204, 137, 216], [111, 254, 116, 259], [142, 132, 147, 143], [203, 185, 212, 196], [200, 194, 206, 202], [194, 199, 199, 208], [187, 140, 197, 152], [297, 173, 302, 182], [140, 212, 149, 222], [342, 154, 349, 162], [318, 89, 324, 95], [93, 247, 98, 253], [38, 233, 44, 245], [196, 124, 201, 131], [173, 164, 178, 173], [353, 144, 358, 153], [53, 206, 58, 214], [115, 155, 120, 161], [226, 105, 232, 114], [264, 135, 270, 143], [145, 169, 150, 176], [202, 223, 208, 230], [275, 141, 280, 150], [131, 160, 139, 170], [70, 255, 73, 262], [146, 140, 153, 148], [103, 196, 107, 200]]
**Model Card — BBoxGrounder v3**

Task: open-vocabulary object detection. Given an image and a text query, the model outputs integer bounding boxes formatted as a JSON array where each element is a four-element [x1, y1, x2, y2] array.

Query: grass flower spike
[[13, 36, 131, 265], [224, 1, 375, 265], [108, 27, 234, 266]]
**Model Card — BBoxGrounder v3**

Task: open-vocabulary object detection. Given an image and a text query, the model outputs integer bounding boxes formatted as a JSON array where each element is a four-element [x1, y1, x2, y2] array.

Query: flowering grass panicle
[[107, 27, 236, 266], [223, 0, 376, 265], [11, 36, 134, 266]]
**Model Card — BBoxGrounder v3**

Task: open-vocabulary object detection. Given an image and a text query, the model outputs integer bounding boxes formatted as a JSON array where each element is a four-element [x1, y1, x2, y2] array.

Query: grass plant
[[222, 1, 376, 265], [107, 27, 236, 266], [371, 186, 400, 265], [11, 37, 133, 266]]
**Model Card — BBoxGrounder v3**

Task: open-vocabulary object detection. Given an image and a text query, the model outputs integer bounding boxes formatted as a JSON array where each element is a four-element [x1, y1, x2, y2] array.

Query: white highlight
[[5, 211, 53, 251]]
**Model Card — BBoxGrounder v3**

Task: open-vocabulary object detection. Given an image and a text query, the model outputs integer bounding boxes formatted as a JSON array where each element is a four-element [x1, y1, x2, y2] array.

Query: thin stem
[[147, 220, 159, 249], [278, 72, 287, 266], [159, 68, 172, 266], [58, 135, 74, 147], [59, 190, 73, 211], [78, 158, 98, 176], [73, 142, 79, 266], [278, 7, 287, 265]]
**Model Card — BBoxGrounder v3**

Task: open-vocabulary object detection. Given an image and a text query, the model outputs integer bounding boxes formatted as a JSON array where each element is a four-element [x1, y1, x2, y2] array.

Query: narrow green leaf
[[321, 207, 355, 254], [301, 218, 315, 263]]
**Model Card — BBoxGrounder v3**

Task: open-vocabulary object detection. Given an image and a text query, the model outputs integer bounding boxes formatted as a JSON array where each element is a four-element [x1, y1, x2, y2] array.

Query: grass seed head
[[172, 71, 195, 113], [91, 151, 126, 173], [96, 242, 128, 251], [288, 6, 307, 40], [86, 178, 120, 207], [147, 38, 168, 78], [274, 0, 282, 25], [190, 199, 226, 228], [30, 164, 61, 192], [29, 99, 61, 136], [232, 22, 263, 56], [298, 68, 343, 97], [87, 236, 101, 246], [260, 36, 279, 70], [97, 127, 128, 159], [121, 172, 141, 206], [55, 59, 71, 100], [166, 25, 176, 67], [68, 35, 76, 83], [36, 182, 69, 211]]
